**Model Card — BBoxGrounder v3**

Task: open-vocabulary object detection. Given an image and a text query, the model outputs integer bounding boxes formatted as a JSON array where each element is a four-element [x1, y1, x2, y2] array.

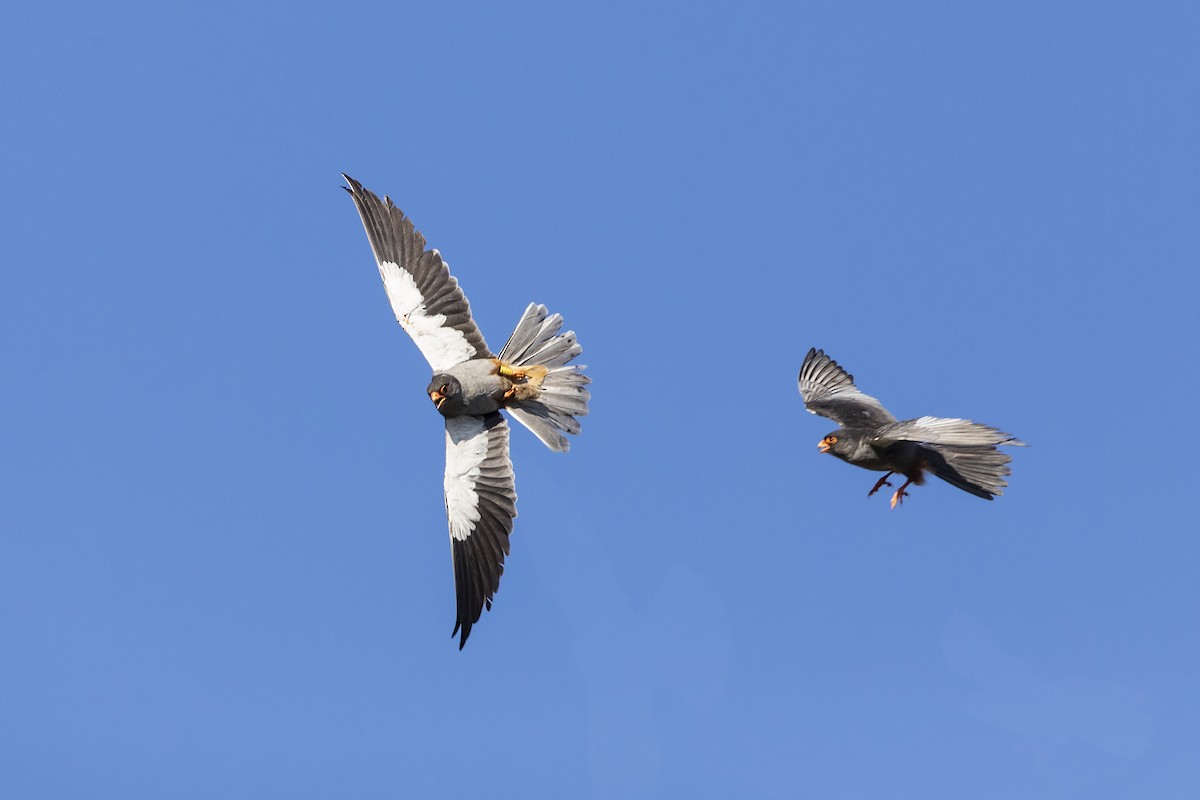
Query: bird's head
[[427, 374, 463, 416], [818, 431, 853, 459]]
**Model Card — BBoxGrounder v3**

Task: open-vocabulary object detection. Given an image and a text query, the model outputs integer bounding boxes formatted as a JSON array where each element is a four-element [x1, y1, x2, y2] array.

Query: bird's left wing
[[798, 348, 897, 428], [443, 413, 517, 649], [344, 175, 492, 372]]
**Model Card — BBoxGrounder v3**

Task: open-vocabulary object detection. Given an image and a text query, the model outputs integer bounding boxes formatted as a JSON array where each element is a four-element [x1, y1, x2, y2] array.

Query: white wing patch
[[443, 416, 491, 542], [379, 257, 478, 372]]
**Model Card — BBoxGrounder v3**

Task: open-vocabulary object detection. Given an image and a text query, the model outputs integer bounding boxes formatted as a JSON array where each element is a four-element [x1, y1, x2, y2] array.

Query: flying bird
[[344, 175, 590, 648], [798, 348, 1024, 508]]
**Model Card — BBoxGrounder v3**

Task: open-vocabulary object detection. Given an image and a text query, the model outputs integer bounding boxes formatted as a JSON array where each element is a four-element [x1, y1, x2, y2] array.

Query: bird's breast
[[443, 359, 508, 416]]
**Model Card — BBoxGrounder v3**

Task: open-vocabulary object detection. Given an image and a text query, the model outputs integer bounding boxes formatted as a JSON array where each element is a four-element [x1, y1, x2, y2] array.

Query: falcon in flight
[[344, 175, 590, 648], [798, 348, 1024, 508]]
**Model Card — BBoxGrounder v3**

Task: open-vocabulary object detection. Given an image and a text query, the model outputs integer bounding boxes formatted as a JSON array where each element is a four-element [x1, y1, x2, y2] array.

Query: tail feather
[[922, 444, 1013, 500], [498, 303, 590, 452]]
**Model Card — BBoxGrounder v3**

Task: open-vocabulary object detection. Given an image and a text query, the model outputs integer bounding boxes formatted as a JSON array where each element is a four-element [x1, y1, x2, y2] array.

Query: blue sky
[[2, 1, 1198, 797]]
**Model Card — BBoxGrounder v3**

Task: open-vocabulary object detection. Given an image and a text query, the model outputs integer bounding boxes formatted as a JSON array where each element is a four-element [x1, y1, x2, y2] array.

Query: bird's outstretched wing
[[443, 413, 517, 649], [875, 416, 1027, 447], [798, 347, 897, 429], [344, 175, 492, 371]]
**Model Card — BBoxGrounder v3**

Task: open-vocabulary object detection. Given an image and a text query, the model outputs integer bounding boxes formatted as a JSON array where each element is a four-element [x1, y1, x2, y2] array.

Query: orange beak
[[817, 439, 830, 453], [430, 390, 445, 409]]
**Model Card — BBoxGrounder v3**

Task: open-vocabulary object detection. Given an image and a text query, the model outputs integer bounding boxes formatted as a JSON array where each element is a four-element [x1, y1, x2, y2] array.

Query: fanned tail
[[498, 303, 590, 452]]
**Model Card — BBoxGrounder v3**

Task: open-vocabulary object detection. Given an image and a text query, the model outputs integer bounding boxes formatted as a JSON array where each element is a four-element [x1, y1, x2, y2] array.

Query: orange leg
[[496, 361, 528, 381], [890, 477, 917, 509], [868, 472, 894, 497], [494, 359, 548, 387]]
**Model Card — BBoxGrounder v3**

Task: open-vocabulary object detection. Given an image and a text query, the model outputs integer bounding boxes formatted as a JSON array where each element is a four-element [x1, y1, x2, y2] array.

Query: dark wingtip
[[341, 174, 366, 200], [799, 347, 817, 380], [453, 620, 471, 650], [800, 346, 839, 380], [799, 347, 821, 380]]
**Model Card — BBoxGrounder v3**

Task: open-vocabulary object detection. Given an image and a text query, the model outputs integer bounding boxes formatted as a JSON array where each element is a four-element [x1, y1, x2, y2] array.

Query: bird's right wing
[[798, 348, 897, 429], [443, 413, 517, 649], [875, 416, 1027, 447], [344, 175, 492, 371]]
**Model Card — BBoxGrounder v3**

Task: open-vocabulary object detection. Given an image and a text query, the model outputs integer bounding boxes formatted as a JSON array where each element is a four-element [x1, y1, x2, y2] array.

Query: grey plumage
[[428, 360, 508, 418], [877, 416, 1021, 448], [798, 348, 896, 429], [798, 348, 1025, 507], [499, 303, 591, 452], [925, 445, 1014, 499], [345, 175, 589, 648]]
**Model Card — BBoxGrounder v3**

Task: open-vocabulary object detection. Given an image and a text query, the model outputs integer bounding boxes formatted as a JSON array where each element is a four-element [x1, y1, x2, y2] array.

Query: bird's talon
[[496, 361, 529, 382], [867, 480, 892, 497], [889, 484, 912, 509], [868, 473, 895, 497]]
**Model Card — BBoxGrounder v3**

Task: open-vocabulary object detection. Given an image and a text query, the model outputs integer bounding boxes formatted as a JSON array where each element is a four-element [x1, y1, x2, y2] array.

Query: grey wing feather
[[876, 416, 1026, 447], [798, 348, 896, 428], [344, 175, 492, 371], [443, 413, 516, 649]]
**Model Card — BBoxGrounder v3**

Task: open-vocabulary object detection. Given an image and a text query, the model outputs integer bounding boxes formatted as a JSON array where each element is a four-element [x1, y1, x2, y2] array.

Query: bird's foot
[[889, 479, 916, 509], [495, 360, 527, 381], [495, 360, 548, 387], [868, 472, 894, 497]]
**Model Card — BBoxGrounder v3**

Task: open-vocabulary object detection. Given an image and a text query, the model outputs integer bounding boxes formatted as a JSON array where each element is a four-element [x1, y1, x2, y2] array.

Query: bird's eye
[[440, 384, 448, 394], [827, 435, 838, 444]]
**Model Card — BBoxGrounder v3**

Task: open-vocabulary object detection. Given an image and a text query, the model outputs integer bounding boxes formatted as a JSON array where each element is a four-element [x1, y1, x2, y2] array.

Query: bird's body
[[344, 175, 589, 647], [799, 348, 1023, 507], [428, 359, 509, 418]]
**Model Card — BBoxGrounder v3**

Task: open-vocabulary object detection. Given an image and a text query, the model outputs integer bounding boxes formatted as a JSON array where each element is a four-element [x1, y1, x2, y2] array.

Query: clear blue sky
[[2, 2, 1197, 797]]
